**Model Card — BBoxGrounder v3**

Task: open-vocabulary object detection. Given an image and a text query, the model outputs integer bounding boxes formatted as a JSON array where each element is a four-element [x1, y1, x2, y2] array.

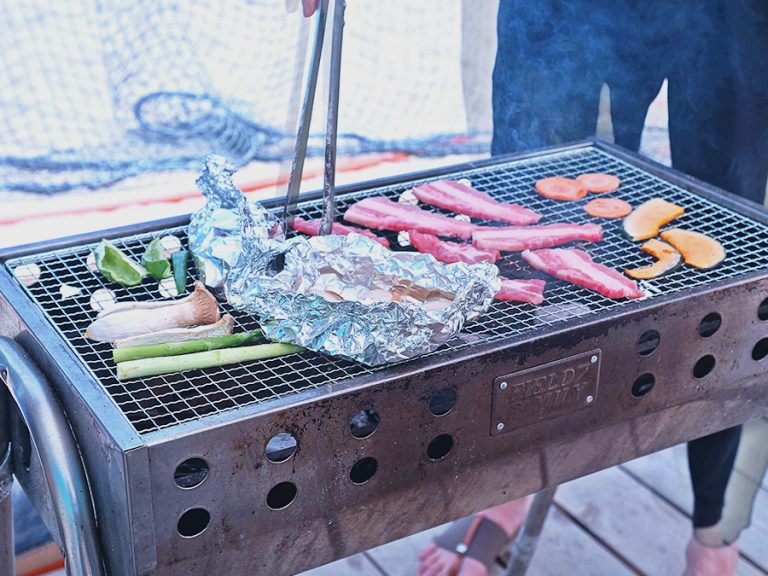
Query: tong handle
[[282, 0, 346, 236], [282, 0, 330, 234], [319, 0, 346, 235]]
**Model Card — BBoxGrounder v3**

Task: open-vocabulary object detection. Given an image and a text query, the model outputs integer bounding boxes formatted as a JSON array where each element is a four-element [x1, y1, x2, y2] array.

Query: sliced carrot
[[577, 173, 621, 193], [534, 177, 588, 201], [584, 198, 633, 219]]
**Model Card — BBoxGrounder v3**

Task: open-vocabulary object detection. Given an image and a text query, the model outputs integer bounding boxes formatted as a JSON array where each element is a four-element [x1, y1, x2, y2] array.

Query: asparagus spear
[[116, 343, 303, 381], [112, 330, 262, 363]]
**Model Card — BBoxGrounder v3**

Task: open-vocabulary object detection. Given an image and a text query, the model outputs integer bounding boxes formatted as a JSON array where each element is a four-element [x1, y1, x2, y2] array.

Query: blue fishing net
[[0, 1, 489, 194]]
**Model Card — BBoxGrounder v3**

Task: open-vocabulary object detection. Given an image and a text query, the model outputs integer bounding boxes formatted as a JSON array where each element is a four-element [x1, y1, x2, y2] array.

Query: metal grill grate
[[7, 147, 768, 434]]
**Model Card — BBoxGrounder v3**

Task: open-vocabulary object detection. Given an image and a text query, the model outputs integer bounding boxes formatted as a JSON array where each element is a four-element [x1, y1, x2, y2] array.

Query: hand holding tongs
[[282, 0, 346, 236]]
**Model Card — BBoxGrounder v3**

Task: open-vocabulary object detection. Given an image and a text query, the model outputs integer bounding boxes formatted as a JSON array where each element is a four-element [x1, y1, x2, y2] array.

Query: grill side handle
[[0, 337, 104, 576]]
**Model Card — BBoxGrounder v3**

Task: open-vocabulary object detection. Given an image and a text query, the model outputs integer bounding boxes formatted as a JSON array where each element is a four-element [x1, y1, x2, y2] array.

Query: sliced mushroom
[[114, 314, 235, 348], [85, 281, 220, 342]]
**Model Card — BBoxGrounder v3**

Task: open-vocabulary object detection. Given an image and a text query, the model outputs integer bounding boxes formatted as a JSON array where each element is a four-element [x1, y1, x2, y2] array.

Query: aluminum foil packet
[[190, 156, 501, 365], [188, 156, 282, 288]]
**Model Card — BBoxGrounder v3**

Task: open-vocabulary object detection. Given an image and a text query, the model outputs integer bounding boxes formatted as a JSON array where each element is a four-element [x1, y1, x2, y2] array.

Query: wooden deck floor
[[301, 422, 768, 576]]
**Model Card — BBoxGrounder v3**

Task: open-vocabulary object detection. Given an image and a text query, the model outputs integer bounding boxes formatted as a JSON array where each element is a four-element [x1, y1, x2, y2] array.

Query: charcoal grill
[[1, 141, 767, 575]]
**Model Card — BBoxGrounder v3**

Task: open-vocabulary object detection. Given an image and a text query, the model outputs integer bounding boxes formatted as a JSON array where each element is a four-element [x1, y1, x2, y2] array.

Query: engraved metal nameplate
[[490, 350, 601, 436]]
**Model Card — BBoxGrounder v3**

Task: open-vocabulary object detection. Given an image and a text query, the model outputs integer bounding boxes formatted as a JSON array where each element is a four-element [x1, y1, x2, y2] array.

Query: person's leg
[[684, 427, 742, 576], [491, 0, 606, 155], [417, 497, 533, 576], [668, 1, 768, 204], [606, 2, 670, 152], [688, 426, 742, 535]]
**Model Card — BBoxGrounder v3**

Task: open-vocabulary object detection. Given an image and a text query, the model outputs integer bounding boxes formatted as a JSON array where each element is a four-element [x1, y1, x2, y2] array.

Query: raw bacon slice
[[412, 180, 541, 225], [522, 248, 644, 299], [472, 223, 603, 252], [496, 278, 546, 304], [408, 231, 500, 264], [291, 217, 390, 248], [344, 197, 478, 239]]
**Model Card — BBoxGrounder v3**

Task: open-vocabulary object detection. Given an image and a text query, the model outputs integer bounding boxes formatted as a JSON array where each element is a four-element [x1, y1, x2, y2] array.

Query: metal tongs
[[282, 0, 346, 236]]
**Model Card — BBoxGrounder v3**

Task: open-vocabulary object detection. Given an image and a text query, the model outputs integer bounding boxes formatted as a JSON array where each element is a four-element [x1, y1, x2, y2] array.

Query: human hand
[[285, 0, 319, 17]]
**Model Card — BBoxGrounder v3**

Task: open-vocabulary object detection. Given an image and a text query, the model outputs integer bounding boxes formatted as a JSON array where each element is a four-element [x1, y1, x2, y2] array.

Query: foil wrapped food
[[188, 156, 283, 288], [189, 156, 500, 365]]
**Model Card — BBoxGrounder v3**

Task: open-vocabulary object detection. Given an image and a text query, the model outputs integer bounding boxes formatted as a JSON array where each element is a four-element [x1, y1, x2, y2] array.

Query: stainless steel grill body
[[1, 142, 767, 575]]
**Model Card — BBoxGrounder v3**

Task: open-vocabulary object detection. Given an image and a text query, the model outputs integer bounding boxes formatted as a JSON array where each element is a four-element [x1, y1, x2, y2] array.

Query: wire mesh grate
[[7, 146, 768, 434]]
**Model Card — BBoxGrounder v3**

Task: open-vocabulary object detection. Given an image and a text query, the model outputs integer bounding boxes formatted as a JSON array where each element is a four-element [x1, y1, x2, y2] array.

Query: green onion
[[112, 330, 262, 363], [116, 343, 303, 381], [172, 250, 189, 295]]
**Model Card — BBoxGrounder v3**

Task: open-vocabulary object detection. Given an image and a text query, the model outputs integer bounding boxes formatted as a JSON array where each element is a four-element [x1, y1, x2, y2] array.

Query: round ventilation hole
[[427, 434, 454, 461], [349, 456, 378, 485], [752, 338, 768, 361], [758, 297, 768, 321], [693, 355, 716, 379], [266, 482, 297, 510], [631, 373, 656, 398], [350, 409, 380, 439], [174, 458, 209, 489], [265, 432, 298, 463], [177, 507, 210, 538], [698, 313, 722, 338], [636, 330, 661, 356], [428, 387, 458, 416]]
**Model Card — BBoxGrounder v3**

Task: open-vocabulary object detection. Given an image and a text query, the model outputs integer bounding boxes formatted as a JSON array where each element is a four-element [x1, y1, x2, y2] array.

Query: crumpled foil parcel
[[189, 156, 500, 365]]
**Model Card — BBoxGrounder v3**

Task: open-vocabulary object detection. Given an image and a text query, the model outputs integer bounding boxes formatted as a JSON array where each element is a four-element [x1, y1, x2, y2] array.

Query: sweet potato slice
[[660, 229, 725, 269], [625, 239, 682, 280], [623, 198, 685, 241]]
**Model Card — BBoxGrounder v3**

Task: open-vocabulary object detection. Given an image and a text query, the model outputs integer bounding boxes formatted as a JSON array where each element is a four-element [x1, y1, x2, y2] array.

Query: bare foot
[[416, 496, 533, 576]]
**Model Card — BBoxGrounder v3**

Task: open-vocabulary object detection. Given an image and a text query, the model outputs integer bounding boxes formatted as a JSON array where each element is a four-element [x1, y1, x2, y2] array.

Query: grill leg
[[0, 338, 104, 576], [0, 382, 14, 576], [502, 486, 557, 576]]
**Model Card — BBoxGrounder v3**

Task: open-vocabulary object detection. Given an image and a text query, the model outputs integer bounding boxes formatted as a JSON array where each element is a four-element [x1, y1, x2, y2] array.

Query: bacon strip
[[408, 231, 499, 264], [522, 248, 644, 299], [344, 197, 479, 239], [291, 217, 390, 248], [496, 278, 546, 304], [412, 180, 541, 225], [473, 223, 603, 252]]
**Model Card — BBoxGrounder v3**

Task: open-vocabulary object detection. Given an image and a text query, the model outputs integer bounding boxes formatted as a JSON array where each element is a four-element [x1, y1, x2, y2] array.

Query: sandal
[[433, 515, 512, 576]]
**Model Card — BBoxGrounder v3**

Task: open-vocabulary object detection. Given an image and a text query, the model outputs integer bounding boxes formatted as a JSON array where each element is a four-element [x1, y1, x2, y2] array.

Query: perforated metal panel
[[7, 146, 768, 433]]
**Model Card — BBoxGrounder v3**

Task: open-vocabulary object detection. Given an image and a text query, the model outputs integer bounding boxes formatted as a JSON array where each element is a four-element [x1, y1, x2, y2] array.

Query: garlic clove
[[60, 284, 83, 300], [14, 263, 42, 287], [159, 235, 182, 258], [89, 288, 117, 312], [158, 277, 179, 298]]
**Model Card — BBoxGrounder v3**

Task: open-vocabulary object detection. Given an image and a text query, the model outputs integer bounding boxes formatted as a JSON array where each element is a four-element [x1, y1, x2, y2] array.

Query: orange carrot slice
[[577, 173, 621, 193], [534, 177, 588, 201], [584, 198, 633, 219]]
